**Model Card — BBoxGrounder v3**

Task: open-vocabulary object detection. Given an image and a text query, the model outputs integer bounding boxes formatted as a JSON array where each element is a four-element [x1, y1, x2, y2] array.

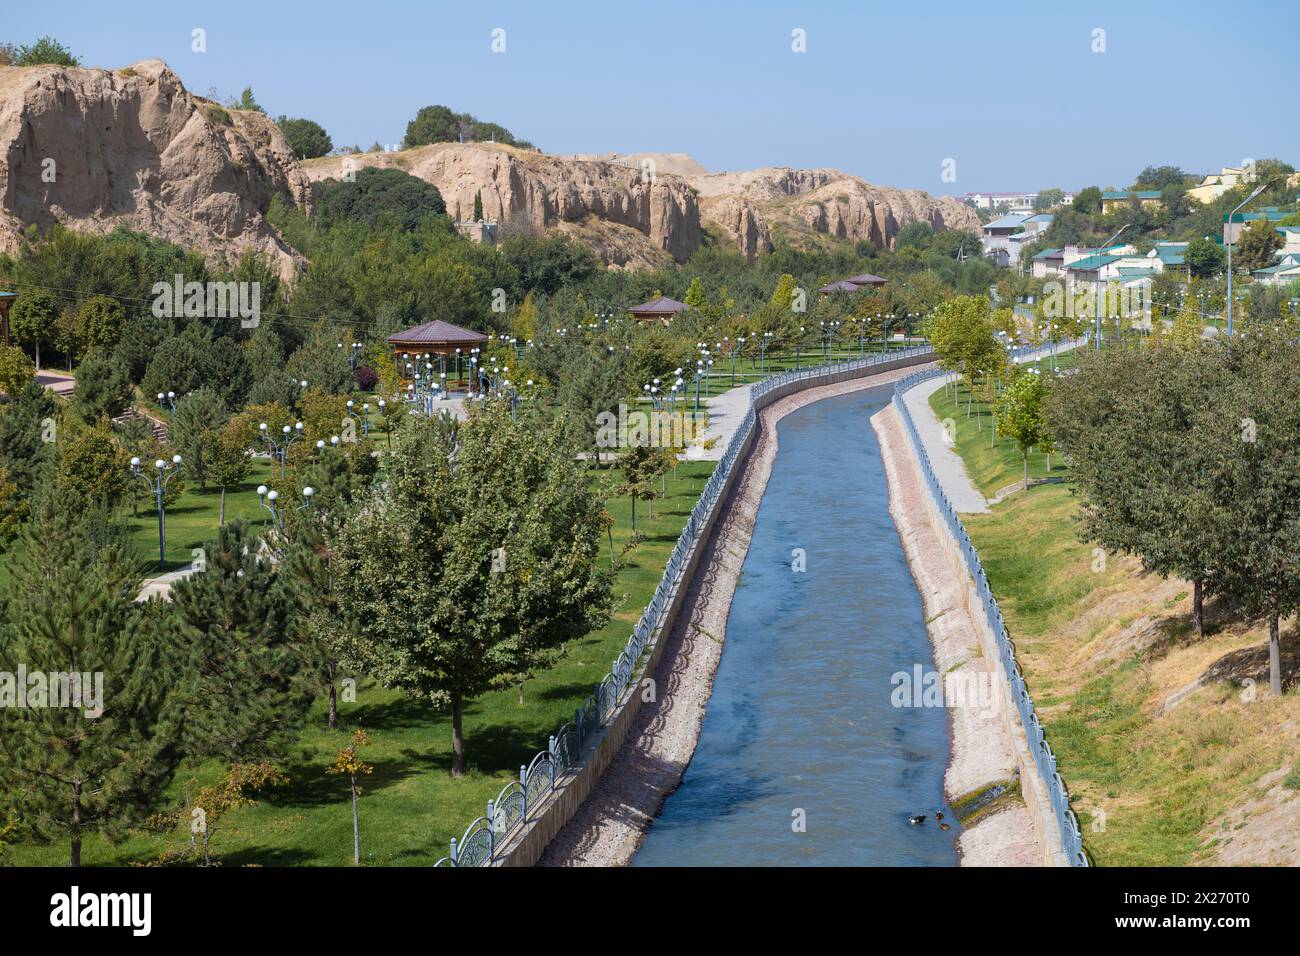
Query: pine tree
[[168, 520, 313, 761], [0, 494, 188, 866], [472, 190, 484, 222]]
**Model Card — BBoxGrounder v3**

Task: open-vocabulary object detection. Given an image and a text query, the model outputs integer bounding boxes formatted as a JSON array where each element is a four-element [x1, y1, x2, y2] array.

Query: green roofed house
[[1223, 208, 1289, 245], [1030, 247, 1065, 278], [1251, 252, 1300, 286]]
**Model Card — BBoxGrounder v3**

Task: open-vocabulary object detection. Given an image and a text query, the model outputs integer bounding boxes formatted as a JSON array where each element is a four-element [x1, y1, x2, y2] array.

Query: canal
[[633, 385, 958, 866]]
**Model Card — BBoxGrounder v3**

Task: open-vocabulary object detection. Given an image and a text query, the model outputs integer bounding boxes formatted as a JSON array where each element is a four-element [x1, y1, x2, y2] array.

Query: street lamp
[[1226, 181, 1269, 336], [1094, 224, 1131, 350], [256, 485, 281, 528], [131, 454, 182, 568], [156, 390, 177, 412], [259, 420, 304, 479]]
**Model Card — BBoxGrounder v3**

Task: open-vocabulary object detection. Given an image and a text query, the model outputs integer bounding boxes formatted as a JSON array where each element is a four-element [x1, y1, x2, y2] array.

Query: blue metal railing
[[436, 344, 933, 865], [891, 365, 1088, 866]]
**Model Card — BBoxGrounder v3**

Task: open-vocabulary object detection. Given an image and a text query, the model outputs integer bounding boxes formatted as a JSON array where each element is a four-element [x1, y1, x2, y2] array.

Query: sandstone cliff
[[0, 59, 308, 279], [304, 148, 981, 268], [0, 56, 978, 276], [691, 165, 983, 255], [304, 144, 701, 270]]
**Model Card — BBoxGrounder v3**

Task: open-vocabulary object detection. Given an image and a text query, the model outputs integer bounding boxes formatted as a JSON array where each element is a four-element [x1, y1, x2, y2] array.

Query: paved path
[[695, 383, 753, 461], [901, 340, 1084, 515], [136, 566, 198, 601]]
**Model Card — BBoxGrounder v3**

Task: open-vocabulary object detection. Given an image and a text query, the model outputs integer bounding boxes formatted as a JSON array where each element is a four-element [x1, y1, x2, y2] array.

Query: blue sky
[[8, 0, 1298, 195]]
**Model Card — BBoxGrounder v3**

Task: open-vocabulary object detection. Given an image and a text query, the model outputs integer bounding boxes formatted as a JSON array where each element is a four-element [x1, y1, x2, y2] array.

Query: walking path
[[904, 340, 1084, 515]]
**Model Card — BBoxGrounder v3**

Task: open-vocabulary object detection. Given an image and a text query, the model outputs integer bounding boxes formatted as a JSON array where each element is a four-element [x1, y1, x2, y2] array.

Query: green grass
[[5, 460, 716, 867], [928, 376, 1068, 498], [126, 458, 280, 571], [964, 473, 1298, 866]]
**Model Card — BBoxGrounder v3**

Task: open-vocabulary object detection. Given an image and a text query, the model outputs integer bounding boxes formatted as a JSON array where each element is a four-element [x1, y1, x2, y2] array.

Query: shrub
[[354, 365, 379, 391]]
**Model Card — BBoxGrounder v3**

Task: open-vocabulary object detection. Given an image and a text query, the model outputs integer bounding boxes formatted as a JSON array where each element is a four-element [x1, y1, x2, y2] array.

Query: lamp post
[[1092, 224, 1131, 351], [259, 420, 304, 479], [1226, 182, 1268, 337], [156, 390, 177, 412], [733, 335, 746, 385], [796, 326, 805, 368], [131, 454, 182, 568], [256, 485, 281, 529]]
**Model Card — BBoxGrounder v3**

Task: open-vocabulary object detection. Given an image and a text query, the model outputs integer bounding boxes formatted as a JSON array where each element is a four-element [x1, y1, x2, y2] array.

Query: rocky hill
[[304, 148, 981, 268], [0, 57, 978, 276], [0, 59, 309, 279]]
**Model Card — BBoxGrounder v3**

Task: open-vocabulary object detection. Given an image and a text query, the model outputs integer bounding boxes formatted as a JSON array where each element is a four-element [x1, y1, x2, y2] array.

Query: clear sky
[[8, 0, 1298, 195]]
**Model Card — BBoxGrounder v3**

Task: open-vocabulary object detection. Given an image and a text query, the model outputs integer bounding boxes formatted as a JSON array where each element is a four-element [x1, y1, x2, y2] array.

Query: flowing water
[[633, 386, 958, 866]]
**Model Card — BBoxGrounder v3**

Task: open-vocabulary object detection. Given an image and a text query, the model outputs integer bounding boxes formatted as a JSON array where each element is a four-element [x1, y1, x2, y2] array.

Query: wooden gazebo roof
[[388, 320, 488, 350], [818, 273, 886, 294], [628, 296, 689, 319]]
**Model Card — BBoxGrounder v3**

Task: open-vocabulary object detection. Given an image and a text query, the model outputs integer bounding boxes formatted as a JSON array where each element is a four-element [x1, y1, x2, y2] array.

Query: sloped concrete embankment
[[871, 397, 1066, 866]]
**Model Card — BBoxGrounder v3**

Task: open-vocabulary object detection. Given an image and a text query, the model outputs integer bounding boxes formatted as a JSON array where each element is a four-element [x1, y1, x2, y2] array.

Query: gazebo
[[388, 320, 489, 389], [818, 272, 886, 295], [628, 296, 689, 325]]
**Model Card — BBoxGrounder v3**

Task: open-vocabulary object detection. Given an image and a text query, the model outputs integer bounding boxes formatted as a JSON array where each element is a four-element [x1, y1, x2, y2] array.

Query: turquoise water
[[633, 386, 958, 866]]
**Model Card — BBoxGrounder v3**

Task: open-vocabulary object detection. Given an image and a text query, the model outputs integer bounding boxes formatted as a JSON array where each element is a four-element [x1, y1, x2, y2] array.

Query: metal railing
[[435, 343, 934, 865], [891, 365, 1089, 866]]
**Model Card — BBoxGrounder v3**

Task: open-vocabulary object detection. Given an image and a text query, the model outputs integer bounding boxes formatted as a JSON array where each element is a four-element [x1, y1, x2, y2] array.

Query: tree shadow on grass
[[535, 680, 598, 703], [265, 752, 432, 810], [216, 845, 320, 867]]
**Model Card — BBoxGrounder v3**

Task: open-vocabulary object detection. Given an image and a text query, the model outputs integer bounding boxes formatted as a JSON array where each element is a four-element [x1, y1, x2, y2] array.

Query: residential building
[[1030, 248, 1065, 278], [981, 213, 1028, 267], [1223, 208, 1288, 245], [1251, 252, 1300, 286], [1100, 190, 1163, 214], [1278, 226, 1300, 257], [1187, 166, 1250, 205]]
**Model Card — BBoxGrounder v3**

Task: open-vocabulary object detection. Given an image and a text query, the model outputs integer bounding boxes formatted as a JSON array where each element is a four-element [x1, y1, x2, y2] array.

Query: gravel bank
[[871, 402, 1044, 866]]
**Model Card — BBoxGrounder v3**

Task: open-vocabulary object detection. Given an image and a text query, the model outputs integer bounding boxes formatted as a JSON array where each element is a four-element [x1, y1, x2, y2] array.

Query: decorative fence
[[436, 343, 934, 866], [891, 365, 1089, 866]]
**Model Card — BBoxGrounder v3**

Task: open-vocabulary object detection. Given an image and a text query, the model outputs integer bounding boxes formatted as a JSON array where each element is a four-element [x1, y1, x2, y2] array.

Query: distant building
[[981, 214, 1030, 266], [1251, 252, 1300, 286], [1100, 190, 1163, 214], [1187, 166, 1251, 205], [455, 220, 498, 244], [1223, 208, 1288, 246], [963, 191, 1038, 212]]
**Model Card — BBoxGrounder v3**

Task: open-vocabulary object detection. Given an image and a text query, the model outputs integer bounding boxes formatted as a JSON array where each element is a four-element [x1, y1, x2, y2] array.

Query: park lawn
[[125, 458, 279, 571], [928, 375, 1068, 499], [6, 459, 716, 867], [961, 473, 1300, 866]]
